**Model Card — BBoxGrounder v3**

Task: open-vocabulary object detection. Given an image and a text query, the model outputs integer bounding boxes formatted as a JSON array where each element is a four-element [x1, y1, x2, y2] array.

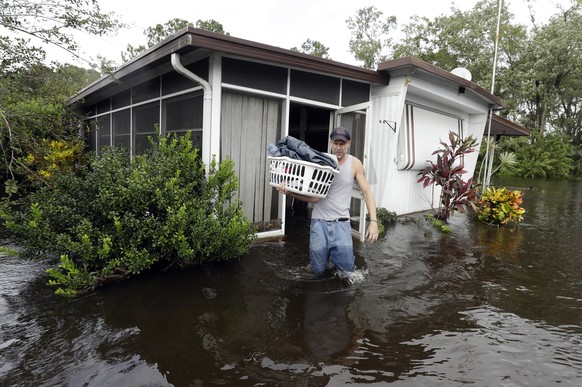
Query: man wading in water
[[278, 127, 379, 275]]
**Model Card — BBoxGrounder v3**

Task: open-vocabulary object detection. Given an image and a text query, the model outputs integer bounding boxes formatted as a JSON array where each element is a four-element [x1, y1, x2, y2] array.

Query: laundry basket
[[268, 156, 339, 198]]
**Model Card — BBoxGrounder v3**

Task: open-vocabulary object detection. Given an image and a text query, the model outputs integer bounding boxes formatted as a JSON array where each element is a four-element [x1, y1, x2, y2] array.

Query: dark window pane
[[162, 59, 209, 95], [133, 102, 159, 134], [132, 78, 161, 103], [133, 102, 159, 154], [222, 57, 287, 94], [96, 115, 111, 154], [290, 70, 340, 105], [135, 134, 157, 155], [86, 119, 97, 152], [112, 89, 131, 110], [84, 105, 95, 117], [112, 109, 131, 148], [165, 94, 203, 133], [96, 99, 111, 114], [342, 79, 370, 106]]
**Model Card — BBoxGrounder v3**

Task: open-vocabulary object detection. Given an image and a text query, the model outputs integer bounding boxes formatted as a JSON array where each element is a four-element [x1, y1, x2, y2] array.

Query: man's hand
[[366, 221, 379, 242]]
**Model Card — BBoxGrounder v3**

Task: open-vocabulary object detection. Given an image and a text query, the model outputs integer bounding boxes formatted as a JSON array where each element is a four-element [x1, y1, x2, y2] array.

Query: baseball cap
[[330, 127, 351, 142]]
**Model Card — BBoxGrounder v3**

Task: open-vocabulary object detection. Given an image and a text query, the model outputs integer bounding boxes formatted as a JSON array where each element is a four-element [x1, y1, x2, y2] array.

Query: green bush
[[1, 134, 256, 295]]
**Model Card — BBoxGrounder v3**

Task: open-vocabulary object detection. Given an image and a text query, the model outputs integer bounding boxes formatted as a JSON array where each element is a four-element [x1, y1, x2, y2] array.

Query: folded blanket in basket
[[267, 136, 338, 169]]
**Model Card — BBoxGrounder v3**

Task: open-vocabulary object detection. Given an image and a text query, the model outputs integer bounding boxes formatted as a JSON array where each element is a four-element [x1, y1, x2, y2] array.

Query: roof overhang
[[377, 56, 506, 111], [490, 114, 530, 137], [69, 27, 389, 107]]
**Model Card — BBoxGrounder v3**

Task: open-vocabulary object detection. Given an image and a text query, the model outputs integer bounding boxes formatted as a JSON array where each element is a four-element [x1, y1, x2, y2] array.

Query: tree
[[0, 0, 124, 71], [346, 6, 396, 69], [497, 132, 574, 179], [509, 3, 582, 138], [121, 18, 229, 62], [392, 0, 527, 95], [290, 39, 331, 59], [0, 62, 99, 186]]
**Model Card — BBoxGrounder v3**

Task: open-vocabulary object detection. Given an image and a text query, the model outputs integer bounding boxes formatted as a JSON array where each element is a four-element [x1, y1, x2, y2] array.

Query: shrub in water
[[1, 134, 256, 295], [476, 186, 525, 225]]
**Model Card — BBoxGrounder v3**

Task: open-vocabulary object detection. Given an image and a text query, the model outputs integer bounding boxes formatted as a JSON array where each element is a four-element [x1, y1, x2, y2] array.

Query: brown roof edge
[[378, 56, 506, 109], [490, 114, 531, 137], [68, 27, 390, 106], [183, 27, 389, 84]]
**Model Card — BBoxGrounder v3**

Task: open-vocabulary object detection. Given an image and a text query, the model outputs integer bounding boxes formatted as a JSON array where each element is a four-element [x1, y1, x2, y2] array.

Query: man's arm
[[353, 157, 379, 242]]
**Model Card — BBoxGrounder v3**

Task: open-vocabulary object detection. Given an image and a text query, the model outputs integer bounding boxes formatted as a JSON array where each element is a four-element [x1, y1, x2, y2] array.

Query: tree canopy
[[346, 6, 396, 69], [121, 18, 229, 62], [290, 39, 331, 59], [1, 0, 124, 71]]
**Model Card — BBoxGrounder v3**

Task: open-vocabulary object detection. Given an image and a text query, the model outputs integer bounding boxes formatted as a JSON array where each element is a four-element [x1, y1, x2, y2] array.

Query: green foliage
[[377, 207, 397, 226], [1, 0, 124, 71], [425, 213, 452, 234], [46, 255, 95, 296], [371, 207, 397, 236], [392, 0, 526, 92], [417, 132, 480, 222], [510, 4, 582, 138], [290, 39, 331, 59], [346, 6, 396, 69], [0, 63, 95, 187], [496, 131, 574, 178], [476, 186, 525, 225], [2, 134, 256, 295], [121, 18, 229, 62], [476, 137, 518, 183]]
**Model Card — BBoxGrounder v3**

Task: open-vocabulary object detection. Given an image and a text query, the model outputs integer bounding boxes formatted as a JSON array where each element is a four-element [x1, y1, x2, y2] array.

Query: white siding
[[369, 76, 490, 215]]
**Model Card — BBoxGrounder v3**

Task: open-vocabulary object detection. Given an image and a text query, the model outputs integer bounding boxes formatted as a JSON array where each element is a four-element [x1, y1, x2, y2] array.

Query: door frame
[[335, 102, 371, 240]]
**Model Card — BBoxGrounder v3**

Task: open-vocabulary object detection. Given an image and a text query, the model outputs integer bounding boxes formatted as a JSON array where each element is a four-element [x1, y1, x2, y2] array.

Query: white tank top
[[312, 155, 353, 220]]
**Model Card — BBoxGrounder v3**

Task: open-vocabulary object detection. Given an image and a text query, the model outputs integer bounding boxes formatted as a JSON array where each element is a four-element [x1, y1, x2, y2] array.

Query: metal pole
[[483, 0, 503, 191]]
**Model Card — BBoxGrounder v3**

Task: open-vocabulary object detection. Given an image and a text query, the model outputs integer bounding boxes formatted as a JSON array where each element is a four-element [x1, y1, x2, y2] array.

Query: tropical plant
[[476, 135, 519, 184], [476, 186, 525, 225], [1, 134, 256, 295], [417, 131, 480, 222]]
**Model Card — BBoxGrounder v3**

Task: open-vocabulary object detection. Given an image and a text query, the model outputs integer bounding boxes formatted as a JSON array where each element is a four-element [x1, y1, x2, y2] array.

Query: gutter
[[170, 52, 213, 170]]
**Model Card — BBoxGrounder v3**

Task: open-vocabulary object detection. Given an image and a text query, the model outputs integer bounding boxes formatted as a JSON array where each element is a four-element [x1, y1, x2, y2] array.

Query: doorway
[[285, 102, 333, 220], [285, 101, 370, 240]]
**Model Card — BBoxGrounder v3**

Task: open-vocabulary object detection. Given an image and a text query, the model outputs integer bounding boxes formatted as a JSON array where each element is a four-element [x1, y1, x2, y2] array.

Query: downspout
[[171, 52, 212, 171]]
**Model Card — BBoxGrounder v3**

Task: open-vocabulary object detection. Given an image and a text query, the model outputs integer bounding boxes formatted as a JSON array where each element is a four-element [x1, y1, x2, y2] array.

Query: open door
[[335, 102, 371, 240]]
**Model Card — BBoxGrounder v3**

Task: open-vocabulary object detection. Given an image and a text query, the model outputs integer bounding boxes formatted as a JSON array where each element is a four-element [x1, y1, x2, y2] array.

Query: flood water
[[1, 176, 581, 386]]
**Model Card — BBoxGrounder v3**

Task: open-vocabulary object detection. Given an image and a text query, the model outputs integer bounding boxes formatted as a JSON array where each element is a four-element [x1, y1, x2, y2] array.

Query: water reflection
[[1, 177, 582, 385]]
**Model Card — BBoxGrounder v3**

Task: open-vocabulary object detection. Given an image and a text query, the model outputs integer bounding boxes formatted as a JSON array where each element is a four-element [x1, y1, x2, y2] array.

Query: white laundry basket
[[268, 156, 339, 198]]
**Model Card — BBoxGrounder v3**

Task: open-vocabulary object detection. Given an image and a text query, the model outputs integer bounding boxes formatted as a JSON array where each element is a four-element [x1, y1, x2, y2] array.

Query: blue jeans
[[309, 219, 354, 275]]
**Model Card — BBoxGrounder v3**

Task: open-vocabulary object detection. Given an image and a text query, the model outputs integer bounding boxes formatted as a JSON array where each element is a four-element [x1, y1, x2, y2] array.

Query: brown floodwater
[[1, 177, 581, 386]]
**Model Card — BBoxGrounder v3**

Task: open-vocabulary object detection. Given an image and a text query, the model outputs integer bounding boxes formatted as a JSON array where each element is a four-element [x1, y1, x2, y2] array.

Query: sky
[[51, 0, 574, 68]]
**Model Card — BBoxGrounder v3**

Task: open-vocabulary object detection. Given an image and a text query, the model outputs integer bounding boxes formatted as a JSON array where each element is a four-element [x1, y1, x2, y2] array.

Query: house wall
[[370, 76, 489, 215]]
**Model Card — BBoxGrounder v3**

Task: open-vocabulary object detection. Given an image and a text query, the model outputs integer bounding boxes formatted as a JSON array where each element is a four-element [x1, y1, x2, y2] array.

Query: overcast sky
[[53, 0, 573, 68]]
